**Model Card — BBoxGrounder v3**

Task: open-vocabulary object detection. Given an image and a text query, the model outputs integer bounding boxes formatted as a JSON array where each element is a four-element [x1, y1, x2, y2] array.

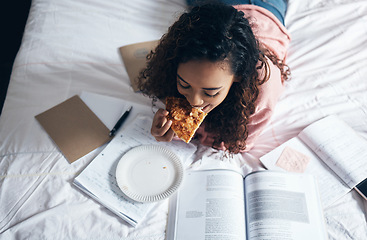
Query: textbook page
[[74, 115, 197, 226], [298, 115, 367, 188], [244, 171, 327, 240], [259, 137, 350, 208], [169, 170, 246, 240]]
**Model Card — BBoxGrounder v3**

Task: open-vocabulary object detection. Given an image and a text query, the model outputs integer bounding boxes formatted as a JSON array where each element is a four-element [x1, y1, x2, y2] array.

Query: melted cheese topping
[[166, 97, 207, 143]]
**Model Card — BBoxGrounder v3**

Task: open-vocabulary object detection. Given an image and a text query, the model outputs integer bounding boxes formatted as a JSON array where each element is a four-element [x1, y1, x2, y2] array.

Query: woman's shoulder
[[234, 4, 291, 61]]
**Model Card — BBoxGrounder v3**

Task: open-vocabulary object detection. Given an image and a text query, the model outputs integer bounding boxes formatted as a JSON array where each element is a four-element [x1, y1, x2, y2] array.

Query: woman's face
[[177, 60, 236, 113]]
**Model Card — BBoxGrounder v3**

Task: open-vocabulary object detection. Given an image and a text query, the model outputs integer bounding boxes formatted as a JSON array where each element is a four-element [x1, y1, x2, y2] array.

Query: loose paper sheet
[[35, 95, 111, 163], [260, 115, 367, 208], [74, 115, 197, 226]]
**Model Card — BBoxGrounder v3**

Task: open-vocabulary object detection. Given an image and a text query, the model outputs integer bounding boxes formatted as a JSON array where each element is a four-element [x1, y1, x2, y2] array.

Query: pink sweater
[[195, 5, 291, 152]]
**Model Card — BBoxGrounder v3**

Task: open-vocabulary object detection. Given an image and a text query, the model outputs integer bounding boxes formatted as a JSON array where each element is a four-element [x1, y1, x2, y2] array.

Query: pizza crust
[[166, 97, 207, 143]]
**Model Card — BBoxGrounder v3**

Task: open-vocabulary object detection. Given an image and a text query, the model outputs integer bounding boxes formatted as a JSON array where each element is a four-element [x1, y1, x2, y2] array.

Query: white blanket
[[1, 0, 366, 239]]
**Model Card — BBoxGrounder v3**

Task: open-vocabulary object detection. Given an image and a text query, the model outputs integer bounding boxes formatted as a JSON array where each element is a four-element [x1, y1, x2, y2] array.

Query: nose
[[187, 93, 204, 108]]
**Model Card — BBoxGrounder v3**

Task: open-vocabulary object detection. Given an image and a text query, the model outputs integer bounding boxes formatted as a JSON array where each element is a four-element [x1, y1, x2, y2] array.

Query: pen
[[109, 106, 133, 137]]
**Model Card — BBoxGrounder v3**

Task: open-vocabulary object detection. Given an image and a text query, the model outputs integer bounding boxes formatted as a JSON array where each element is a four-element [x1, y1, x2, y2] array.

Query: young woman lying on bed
[[138, 0, 291, 153]]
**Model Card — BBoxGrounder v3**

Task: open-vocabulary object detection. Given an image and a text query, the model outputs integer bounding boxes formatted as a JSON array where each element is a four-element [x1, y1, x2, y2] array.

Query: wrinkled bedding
[[1, 0, 366, 239]]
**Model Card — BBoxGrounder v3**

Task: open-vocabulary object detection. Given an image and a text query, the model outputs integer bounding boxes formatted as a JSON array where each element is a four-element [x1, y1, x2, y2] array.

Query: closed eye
[[177, 79, 190, 89], [204, 91, 220, 97], [177, 73, 221, 97], [177, 74, 191, 89]]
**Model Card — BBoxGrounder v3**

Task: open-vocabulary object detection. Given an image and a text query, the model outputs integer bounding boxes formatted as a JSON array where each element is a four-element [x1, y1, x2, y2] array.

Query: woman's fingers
[[151, 109, 175, 142]]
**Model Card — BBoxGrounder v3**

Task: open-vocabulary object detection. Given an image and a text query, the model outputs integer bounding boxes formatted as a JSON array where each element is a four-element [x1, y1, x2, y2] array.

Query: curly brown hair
[[138, 3, 289, 153]]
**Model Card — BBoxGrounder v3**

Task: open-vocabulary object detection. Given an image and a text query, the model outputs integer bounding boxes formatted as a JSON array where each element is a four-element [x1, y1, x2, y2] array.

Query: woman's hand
[[151, 109, 175, 142]]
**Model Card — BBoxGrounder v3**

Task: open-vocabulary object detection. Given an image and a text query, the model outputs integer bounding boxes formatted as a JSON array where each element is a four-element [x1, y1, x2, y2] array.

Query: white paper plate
[[115, 145, 184, 202]]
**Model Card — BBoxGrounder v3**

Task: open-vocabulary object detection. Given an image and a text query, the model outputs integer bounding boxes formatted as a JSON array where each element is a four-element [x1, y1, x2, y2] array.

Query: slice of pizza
[[166, 97, 207, 143]]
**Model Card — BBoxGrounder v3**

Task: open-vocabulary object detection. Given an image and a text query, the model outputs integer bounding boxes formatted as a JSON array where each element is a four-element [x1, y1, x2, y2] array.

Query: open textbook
[[73, 115, 197, 227], [260, 115, 367, 208], [166, 170, 327, 240]]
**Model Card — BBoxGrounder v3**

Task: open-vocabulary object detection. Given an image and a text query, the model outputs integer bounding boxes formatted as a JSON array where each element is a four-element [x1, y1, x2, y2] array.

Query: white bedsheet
[[1, 0, 366, 239]]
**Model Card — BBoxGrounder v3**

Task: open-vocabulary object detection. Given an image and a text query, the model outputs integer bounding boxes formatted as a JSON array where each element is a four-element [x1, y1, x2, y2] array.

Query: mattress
[[1, 0, 366, 239]]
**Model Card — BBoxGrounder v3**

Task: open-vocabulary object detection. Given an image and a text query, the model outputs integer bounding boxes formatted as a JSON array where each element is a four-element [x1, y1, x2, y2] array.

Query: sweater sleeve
[[234, 4, 291, 60], [244, 60, 284, 150]]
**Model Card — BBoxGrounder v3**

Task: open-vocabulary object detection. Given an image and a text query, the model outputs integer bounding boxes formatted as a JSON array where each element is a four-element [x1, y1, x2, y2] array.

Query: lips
[[191, 104, 210, 113], [202, 104, 210, 113], [192, 106, 204, 110]]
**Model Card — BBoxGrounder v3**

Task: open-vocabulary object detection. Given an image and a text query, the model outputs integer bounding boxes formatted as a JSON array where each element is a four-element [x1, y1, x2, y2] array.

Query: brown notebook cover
[[119, 40, 159, 91], [35, 95, 111, 163]]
